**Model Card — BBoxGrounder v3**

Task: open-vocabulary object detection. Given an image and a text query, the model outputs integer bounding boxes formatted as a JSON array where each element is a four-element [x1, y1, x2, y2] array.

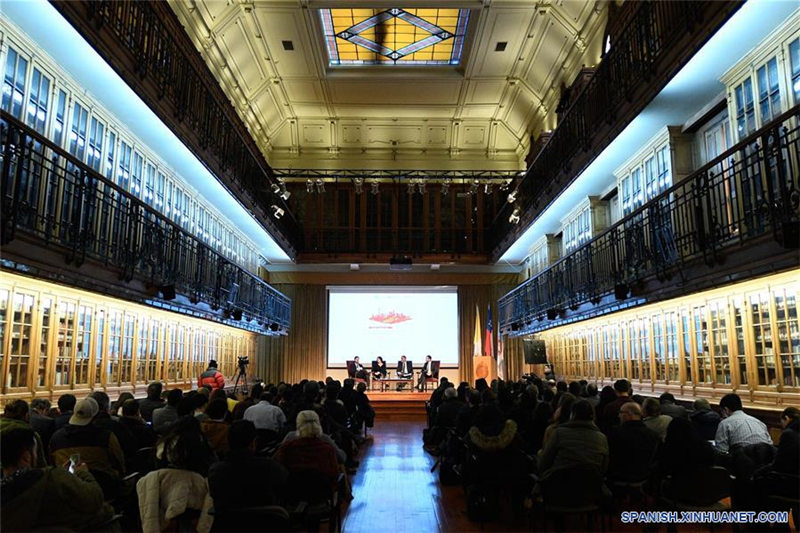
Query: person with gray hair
[[690, 398, 722, 441], [433, 386, 462, 429], [607, 401, 660, 481], [274, 411, 340, 483], [642, 397, 672, 441]]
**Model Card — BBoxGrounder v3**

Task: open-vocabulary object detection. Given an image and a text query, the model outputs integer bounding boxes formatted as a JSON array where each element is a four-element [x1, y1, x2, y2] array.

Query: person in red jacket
[[198, 360, 225, 391]]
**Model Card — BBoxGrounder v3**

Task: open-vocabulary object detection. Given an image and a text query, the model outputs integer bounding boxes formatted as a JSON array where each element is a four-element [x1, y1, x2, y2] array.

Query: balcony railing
[[1, 113, 291, 334], [489, 1, 741, 260], [50, 0, 302, 257], [499, 105, 800, 336]]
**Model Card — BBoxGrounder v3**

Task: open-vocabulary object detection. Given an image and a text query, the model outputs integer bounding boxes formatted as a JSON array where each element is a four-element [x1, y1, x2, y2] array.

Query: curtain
[[256, 284, 328, 384]]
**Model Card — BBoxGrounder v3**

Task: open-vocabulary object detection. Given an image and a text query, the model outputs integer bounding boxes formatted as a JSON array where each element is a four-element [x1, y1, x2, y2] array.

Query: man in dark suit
[[417, 355, 434, 391], [396, 355, 413, 391], [659, 392, 688, 419], [607, 402, 660, 482], [30, 398, 55, 451], [352, 356, 368, 380]]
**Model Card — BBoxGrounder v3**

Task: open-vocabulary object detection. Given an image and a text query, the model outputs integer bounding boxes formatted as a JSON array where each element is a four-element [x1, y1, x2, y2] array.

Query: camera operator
[[198, 359, 226, 391]]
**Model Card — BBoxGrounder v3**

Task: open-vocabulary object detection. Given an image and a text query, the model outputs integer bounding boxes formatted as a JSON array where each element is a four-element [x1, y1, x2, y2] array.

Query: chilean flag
[[485, 303, 494, 358]]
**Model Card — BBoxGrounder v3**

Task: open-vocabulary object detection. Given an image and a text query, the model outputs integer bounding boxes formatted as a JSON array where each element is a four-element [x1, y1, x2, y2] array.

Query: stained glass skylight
[[320, 8, 470, 66]]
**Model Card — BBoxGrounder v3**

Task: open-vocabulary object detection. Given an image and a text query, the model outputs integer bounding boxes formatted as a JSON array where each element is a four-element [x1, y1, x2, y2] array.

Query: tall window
[[25, 67, 50, 134], [87, 117, 105, 172], [734, 78, 756, 140], [2, 47, 28, 118], [0, 291, 7, 389], [105, 131, 117, 179], [756, 57, 781, 123], [117, 141, 132, 190], [52, 90, 67, 147], [563, 207, 591, 253], [68, 102, 89, 161], [790, 38, 800, 105], [155, 172, 166, 211], [144, 164, 156, 206], [131, 152, 144, 197]]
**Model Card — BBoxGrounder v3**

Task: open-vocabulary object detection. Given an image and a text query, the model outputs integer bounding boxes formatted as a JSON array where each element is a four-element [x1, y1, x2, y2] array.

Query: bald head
[[619, 401, 642, 422]]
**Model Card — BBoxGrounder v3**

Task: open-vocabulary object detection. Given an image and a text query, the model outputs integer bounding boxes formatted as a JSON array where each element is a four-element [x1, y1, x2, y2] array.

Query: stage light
[[507, 190, 517, 203], [161, 284, 176, 300], [484, 183, 492, 195], [354, 177, 363, 195], [407, 181, 416, 195], [232, 309, 243, 321], [470, 179, 480, 195], [418, 181, 426, 195], [615, 283, 629, 300], [509, 207, 521, 224], [315, 178, 325, 193], [269, 322, 280, 332], [271, 205, 285, 219], [441, 178, 451, 196], [306, 179, 314, 193], [370, 180, 380, 195], [271, 183, 281, 195]]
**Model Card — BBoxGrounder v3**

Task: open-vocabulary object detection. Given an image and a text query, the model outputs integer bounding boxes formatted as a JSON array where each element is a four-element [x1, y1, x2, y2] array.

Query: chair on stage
[[346, 360, 370, 388], [419, 361, 440, 391]]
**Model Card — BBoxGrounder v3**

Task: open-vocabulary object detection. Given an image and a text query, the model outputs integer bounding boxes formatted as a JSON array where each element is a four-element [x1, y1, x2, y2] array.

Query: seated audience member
[[714, 393, 772, 454], [90, 391, 136, 458], [118, 399, 158, 451], [30, 398, 55, 450], [191, 394, 209, 421], [528, 402, 554, 454], [111, 392, 135, 418], [243, 392, 287, 433], [542, 393, 576, 449], [690, 398, 722, 441], [354, 382, 375, 429], [600, 379, 634, 432], [139, 382, 165, 423], [434, 387, 463, 429], [352, 356, 368, 380], [322, 383, 349, 428], [642, 398, 672, 441], [55, 394, 77, 430], [340, 379, 357, 416], [396, 355, 413, 382], [137, 418, 215, 533], [771, 406, 799, 476], [456, 389, 482, 437], [200, 399, 230, 457], [372, 356, 387, 381], [595, 386, 616, 421], [274, 411, 340, 484], [152, 389, 183, 435], [1, 399, 47, 466], [49, 398, 126, 484], [607, 402, 660, 482], [659, 392, 688, 419], [208, 420, 288, 513], [1, 427, 113, 531], [537, 400, 608, 479], [585, 384, 599, 407], [657, 417, 716, 478]]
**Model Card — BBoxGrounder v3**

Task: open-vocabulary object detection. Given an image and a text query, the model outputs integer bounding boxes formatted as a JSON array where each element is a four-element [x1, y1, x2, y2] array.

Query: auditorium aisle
[[341, 419, 522, 533]]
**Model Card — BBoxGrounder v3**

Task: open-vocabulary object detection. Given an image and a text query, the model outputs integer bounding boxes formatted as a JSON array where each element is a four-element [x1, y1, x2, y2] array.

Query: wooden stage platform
[[367, 390, 429, 419]]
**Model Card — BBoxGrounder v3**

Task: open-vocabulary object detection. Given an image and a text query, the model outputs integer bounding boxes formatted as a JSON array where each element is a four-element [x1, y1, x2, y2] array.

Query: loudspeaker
[[523, 339, 547, 364]]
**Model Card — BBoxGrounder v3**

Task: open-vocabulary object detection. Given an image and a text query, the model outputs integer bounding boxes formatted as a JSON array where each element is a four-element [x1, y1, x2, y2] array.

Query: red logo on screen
[[369, 311, 412, 325]]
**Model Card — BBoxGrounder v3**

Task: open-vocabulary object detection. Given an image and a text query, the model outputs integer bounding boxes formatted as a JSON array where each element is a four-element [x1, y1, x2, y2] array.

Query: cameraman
[[198, 359, 226, 391]]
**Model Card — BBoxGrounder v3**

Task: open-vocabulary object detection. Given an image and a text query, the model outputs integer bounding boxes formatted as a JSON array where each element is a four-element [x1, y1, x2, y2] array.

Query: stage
[[366, 390, 429, 420]]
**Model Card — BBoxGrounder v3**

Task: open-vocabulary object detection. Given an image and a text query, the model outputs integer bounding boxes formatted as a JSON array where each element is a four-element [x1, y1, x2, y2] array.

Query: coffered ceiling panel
[[168, 0, 607, 170]]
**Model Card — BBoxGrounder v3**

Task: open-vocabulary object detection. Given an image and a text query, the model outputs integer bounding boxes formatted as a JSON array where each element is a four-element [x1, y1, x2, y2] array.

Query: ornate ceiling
[[168, 0, 607, 171]]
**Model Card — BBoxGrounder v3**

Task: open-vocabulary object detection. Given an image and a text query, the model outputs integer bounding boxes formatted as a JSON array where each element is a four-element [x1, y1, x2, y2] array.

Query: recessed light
[[495, 42, 507, 52]]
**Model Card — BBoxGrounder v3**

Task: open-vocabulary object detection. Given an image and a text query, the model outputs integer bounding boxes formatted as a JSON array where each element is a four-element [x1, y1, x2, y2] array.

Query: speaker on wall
[[523, 339, 547, 364]]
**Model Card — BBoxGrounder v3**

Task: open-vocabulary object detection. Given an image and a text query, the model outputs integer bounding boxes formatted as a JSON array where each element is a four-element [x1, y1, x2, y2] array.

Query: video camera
[[237, 356, 249, 368]]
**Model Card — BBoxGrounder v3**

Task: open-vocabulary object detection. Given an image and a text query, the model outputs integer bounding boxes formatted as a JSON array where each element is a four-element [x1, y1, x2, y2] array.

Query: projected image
[[328, 287, 458, 367]]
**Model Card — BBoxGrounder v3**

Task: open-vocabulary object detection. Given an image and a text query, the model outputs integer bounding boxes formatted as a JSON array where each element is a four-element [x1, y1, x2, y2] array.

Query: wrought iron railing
[[499, 106, 800, 336], [50, 0, 302, 257], [1, 113, 291, 334], [489, 1, 741, 260]]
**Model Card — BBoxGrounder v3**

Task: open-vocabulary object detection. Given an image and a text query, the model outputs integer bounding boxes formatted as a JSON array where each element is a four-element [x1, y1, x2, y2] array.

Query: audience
[[118, 399, 158, 451], [434, 387, 462, 429], [152, 389, 183, 435], [690, 398, 721, 440], [642, 397, 672, 441], [607, 402, 660, 482], [1, 427, 113, 531], [714, 393, 773, 453], [139, 382, 165, 423], [90, 390, 136, 458], [659, 392, 688, 419], [600, 380, 634, 432], [200, 399, 230, 457], [1, 399, 47, 466], [55, 394, 77, 430], [29, 398, 55, 450], [243, 392, 287, 433], [208, 420, 288, 512], [537, 400, 608, 479], [274, 410, 340, 485], [657, 417, 715, 478]]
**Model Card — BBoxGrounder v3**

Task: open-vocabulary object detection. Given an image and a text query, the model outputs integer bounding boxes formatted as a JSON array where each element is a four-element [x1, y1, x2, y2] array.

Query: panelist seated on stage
[[351, 356, 369, 380], [417, 355, 436, 391], [372, 357, 387, 380], [396, 355, 414, 379]]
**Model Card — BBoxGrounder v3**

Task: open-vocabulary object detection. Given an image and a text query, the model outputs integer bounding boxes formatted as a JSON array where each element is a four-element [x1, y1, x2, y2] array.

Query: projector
[[389, 255, 413, 271]]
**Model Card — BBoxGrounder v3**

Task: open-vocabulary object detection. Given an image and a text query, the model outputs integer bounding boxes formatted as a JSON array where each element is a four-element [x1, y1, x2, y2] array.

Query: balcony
[[1, 113, 291, 335], [499, 106, 800, 336]]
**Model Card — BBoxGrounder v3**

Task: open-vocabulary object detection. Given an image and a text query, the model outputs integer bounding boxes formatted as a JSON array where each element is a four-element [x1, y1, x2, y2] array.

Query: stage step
[[369, 391, 428, 420]]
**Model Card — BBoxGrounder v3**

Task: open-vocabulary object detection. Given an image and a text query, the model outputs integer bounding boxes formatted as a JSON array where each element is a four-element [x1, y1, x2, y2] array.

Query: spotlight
[[614, 283, 629, 300], [470, 179, 480, 195], [441, 178, 451, 196], [546, 308, 558, 321], [417, 181, 426, 195], [306, 179, 314, 193], [354, 177, 363, 195], [509, 207, 521, 224], [272, 181, 290, 200], [484, 182, 493, 195], [507, 190, 517, 203], [279, 183, 291, 200], [407, 181, 416, 195], [271, 205, 285, 219], [269, 322, 280, 332], [370, 180, 380, 195], [315, 178, 325, 193], [161, 284, 176, 300], [232, 309, 243, 321], [271, 183, 281, 195]]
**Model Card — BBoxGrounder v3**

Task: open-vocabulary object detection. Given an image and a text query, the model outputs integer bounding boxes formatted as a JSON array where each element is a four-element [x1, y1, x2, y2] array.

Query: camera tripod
[[232, 364, 249, 396]]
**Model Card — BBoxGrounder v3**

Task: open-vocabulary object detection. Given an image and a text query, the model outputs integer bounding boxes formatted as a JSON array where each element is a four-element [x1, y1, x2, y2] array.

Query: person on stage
[[372, 356, 387, 381], [417, 355, 434, 391], [353, 356, 368, 380], [396, 355, 413, 391]]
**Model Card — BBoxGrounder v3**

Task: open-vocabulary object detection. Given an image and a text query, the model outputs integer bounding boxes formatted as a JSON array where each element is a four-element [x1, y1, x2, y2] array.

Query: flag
[[484, 303, 493, 358], [473, 304, 482, 357], [497, 333, 505, 381]]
